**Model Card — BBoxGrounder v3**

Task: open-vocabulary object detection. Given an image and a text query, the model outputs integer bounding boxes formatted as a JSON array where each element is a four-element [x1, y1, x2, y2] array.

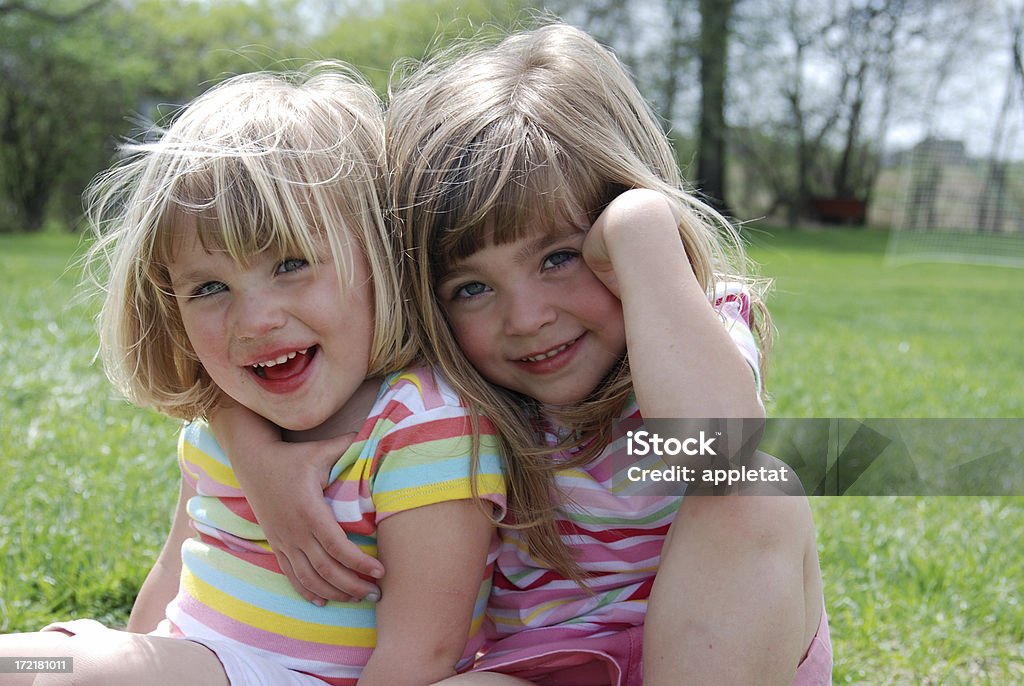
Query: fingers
[[277, 545, 372, 605], [275, 551, 329, 606], [317, 528, 385, 582]]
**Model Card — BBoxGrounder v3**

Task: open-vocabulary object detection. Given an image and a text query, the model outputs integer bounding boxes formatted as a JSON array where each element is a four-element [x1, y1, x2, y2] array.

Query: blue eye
[[192, 281, 227, 298], [543, 250, 578, 270], [277, 257, 309, 274], [453, 281, 490, 299]]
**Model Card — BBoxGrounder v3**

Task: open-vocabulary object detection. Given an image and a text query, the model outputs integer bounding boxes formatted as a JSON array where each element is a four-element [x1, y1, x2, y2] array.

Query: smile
[[250, 347, 316, 382], [519, 336, 581, 363], [252, 348, 308, 370]]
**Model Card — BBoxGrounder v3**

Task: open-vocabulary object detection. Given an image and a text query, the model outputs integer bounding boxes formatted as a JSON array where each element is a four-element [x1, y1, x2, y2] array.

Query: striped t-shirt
[[162, 366, 507, 685], [477, 289, 760, 668]]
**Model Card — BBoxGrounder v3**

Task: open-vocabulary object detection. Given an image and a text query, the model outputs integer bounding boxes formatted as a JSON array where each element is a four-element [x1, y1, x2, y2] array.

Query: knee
[[668, 493, 816, 560]]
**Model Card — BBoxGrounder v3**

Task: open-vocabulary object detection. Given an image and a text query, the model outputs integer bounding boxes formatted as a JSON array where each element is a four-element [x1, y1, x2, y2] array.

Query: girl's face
[[167, 224, 374, 433], [437, 226, 626, 407]]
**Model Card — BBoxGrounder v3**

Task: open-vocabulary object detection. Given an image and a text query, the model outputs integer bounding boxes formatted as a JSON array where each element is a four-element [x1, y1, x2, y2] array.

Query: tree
[[729, 0, 995, 223], [312, 0, 538, 94], [696, 0, 735, 211], [0, 3, 123, 232], [0, 0, 309, 232]]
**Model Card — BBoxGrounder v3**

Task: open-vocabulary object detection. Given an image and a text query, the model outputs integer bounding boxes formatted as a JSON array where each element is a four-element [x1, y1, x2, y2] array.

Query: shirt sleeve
[[713, 283, 762, 394], [369, 407, 506, 524]]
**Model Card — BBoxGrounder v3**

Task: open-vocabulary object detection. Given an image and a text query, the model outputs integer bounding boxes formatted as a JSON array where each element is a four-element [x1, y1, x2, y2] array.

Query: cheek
[[577, 275, 624, 324], [178, 311, 223, 368], [447, 313, 492, 365]]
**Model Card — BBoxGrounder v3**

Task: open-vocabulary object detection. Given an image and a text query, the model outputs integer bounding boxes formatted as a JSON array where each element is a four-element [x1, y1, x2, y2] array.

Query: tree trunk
[[697, 0, 733, 213]]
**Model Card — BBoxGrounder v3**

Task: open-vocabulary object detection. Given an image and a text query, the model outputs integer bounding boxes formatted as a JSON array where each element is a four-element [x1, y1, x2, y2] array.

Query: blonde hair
[[87, 63, 417, 421], [388, 23, 771, 578]]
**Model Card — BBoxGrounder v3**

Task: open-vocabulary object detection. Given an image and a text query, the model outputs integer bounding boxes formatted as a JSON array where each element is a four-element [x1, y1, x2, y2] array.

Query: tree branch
[[0, 0, 106, 24]]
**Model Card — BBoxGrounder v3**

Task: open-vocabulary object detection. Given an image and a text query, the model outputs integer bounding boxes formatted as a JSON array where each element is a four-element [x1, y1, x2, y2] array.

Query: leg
[[643, 495, 823, 686], [0, 626, 228, 686]]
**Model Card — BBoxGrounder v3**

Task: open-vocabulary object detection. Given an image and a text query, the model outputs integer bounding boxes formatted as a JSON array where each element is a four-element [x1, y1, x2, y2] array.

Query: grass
[[0, 233, 181, 631], [746, 227, 1024, 418], [1, 229, 1022, 683]]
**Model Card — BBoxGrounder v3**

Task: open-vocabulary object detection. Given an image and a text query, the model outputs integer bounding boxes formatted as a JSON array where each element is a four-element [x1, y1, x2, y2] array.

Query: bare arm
[[357, 500, 496, 686], [588, 192, 822, 683], [127, 478, 194, 633], [585, 188, 763, 420], [209, 403, 383, 604]]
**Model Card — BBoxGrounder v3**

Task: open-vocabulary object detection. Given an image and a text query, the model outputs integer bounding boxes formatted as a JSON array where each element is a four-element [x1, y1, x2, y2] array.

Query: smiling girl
[[0, 64, 504, 686]]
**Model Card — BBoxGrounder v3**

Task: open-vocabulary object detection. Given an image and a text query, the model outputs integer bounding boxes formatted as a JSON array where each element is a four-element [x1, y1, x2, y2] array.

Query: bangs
[[428, 118, 623, 279], [152, 154, 336, 275]]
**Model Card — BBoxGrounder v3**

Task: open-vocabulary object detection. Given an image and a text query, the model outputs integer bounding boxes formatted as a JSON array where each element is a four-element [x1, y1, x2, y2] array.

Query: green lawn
[[747, 227, 1023, 418], [1, 230, 1021, 683]]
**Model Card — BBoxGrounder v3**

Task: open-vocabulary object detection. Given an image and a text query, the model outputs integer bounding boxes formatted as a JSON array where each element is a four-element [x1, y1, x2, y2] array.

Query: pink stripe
[[170, 593, 372, 666]]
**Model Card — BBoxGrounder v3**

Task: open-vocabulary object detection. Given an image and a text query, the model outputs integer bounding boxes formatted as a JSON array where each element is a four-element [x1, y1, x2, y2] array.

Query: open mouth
[[251, 346, 317, 381], [519, 336, 581, 363]]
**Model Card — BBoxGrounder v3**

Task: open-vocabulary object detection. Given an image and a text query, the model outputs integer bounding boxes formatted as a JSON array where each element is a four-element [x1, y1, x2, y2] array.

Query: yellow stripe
[[391, 371, 424, 394], [374, 474, 505, 513], [181, 440, 240, 489], [180, 569, 377, 646]]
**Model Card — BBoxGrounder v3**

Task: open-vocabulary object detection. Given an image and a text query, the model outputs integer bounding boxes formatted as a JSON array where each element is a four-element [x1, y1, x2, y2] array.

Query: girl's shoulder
[[378, 364, 462, 411]]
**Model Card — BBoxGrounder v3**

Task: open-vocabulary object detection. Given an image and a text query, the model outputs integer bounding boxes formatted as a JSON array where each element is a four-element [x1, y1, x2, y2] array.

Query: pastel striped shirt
[[477, 289, 760, 666], [162, 367, 507, 685]]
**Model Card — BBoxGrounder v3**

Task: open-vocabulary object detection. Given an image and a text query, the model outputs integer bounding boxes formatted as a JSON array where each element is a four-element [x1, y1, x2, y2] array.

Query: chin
[[268, 410, 328, 434]]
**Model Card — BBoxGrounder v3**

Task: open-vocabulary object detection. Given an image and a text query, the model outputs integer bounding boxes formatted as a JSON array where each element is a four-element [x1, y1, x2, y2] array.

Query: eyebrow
[[514, 227, 578, 264], [167, 268, 214, 293], [440, 226, 580, 286]]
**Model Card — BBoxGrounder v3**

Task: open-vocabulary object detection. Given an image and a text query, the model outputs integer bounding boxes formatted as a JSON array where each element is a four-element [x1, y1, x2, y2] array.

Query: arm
[[127, 478, 194, 633], [208, 403, 383, 604], [584, 189, 764, 420], [590, 194, 822, 682], [357, 500, 495, 686]]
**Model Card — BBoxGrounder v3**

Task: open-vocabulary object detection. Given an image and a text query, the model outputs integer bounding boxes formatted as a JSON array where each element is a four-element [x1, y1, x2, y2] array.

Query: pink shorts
[[473, 604, 832, 686]]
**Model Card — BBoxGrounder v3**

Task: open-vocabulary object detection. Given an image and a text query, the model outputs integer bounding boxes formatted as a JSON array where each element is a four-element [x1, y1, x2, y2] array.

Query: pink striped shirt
[[477, 287, 763, 667]]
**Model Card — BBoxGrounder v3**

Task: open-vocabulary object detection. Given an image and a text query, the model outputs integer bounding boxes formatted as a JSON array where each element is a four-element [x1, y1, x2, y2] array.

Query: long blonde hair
[[87, 63, 417, 421], [388, 23, 770, 578]]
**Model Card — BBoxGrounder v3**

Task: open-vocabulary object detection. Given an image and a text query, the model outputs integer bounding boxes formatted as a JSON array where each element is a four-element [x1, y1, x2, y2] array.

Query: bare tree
[[729, 0, 996, 223], [978, 3, 1024, 232], [696, 0, 735, 211]]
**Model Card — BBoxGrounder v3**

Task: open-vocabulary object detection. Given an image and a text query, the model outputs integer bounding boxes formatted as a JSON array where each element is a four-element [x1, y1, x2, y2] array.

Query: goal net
[[886, 139, 1024, 267]]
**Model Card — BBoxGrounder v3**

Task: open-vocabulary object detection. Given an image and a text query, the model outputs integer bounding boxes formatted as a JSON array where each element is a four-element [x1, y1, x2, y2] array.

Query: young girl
[[0, 65, 506, 686], [230, 23, 832, 686]]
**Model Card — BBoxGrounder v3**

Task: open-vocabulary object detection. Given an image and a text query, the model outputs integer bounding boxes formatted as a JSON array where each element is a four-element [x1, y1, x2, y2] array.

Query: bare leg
[[0, 628, 228, 686], [643, 495, 823, 686]]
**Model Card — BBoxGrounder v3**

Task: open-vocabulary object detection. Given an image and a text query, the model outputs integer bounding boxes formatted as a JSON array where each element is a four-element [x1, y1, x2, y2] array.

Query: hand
[[237, 432, 385, 605], [583, 188, 681, 298]]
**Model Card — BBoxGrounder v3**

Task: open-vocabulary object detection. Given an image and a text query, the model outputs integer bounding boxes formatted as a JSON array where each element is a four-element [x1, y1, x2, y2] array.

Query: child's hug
[[0, 63, 504, 686]]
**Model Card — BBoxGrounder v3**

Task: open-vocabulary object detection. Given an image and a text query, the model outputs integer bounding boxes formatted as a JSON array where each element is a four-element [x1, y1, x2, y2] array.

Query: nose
[[501, 284, 556, 337], [231, 289, 287, 340]]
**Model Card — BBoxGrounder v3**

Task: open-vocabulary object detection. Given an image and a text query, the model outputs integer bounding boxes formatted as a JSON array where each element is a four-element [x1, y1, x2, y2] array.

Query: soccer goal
[[886, 139, 1024, 267], [886, 14, 1024, 268]]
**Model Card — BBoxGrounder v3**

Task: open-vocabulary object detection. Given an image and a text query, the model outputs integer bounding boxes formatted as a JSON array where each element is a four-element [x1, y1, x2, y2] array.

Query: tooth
[[524, 342, 570, 362], [251, 348, 308, 369]]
